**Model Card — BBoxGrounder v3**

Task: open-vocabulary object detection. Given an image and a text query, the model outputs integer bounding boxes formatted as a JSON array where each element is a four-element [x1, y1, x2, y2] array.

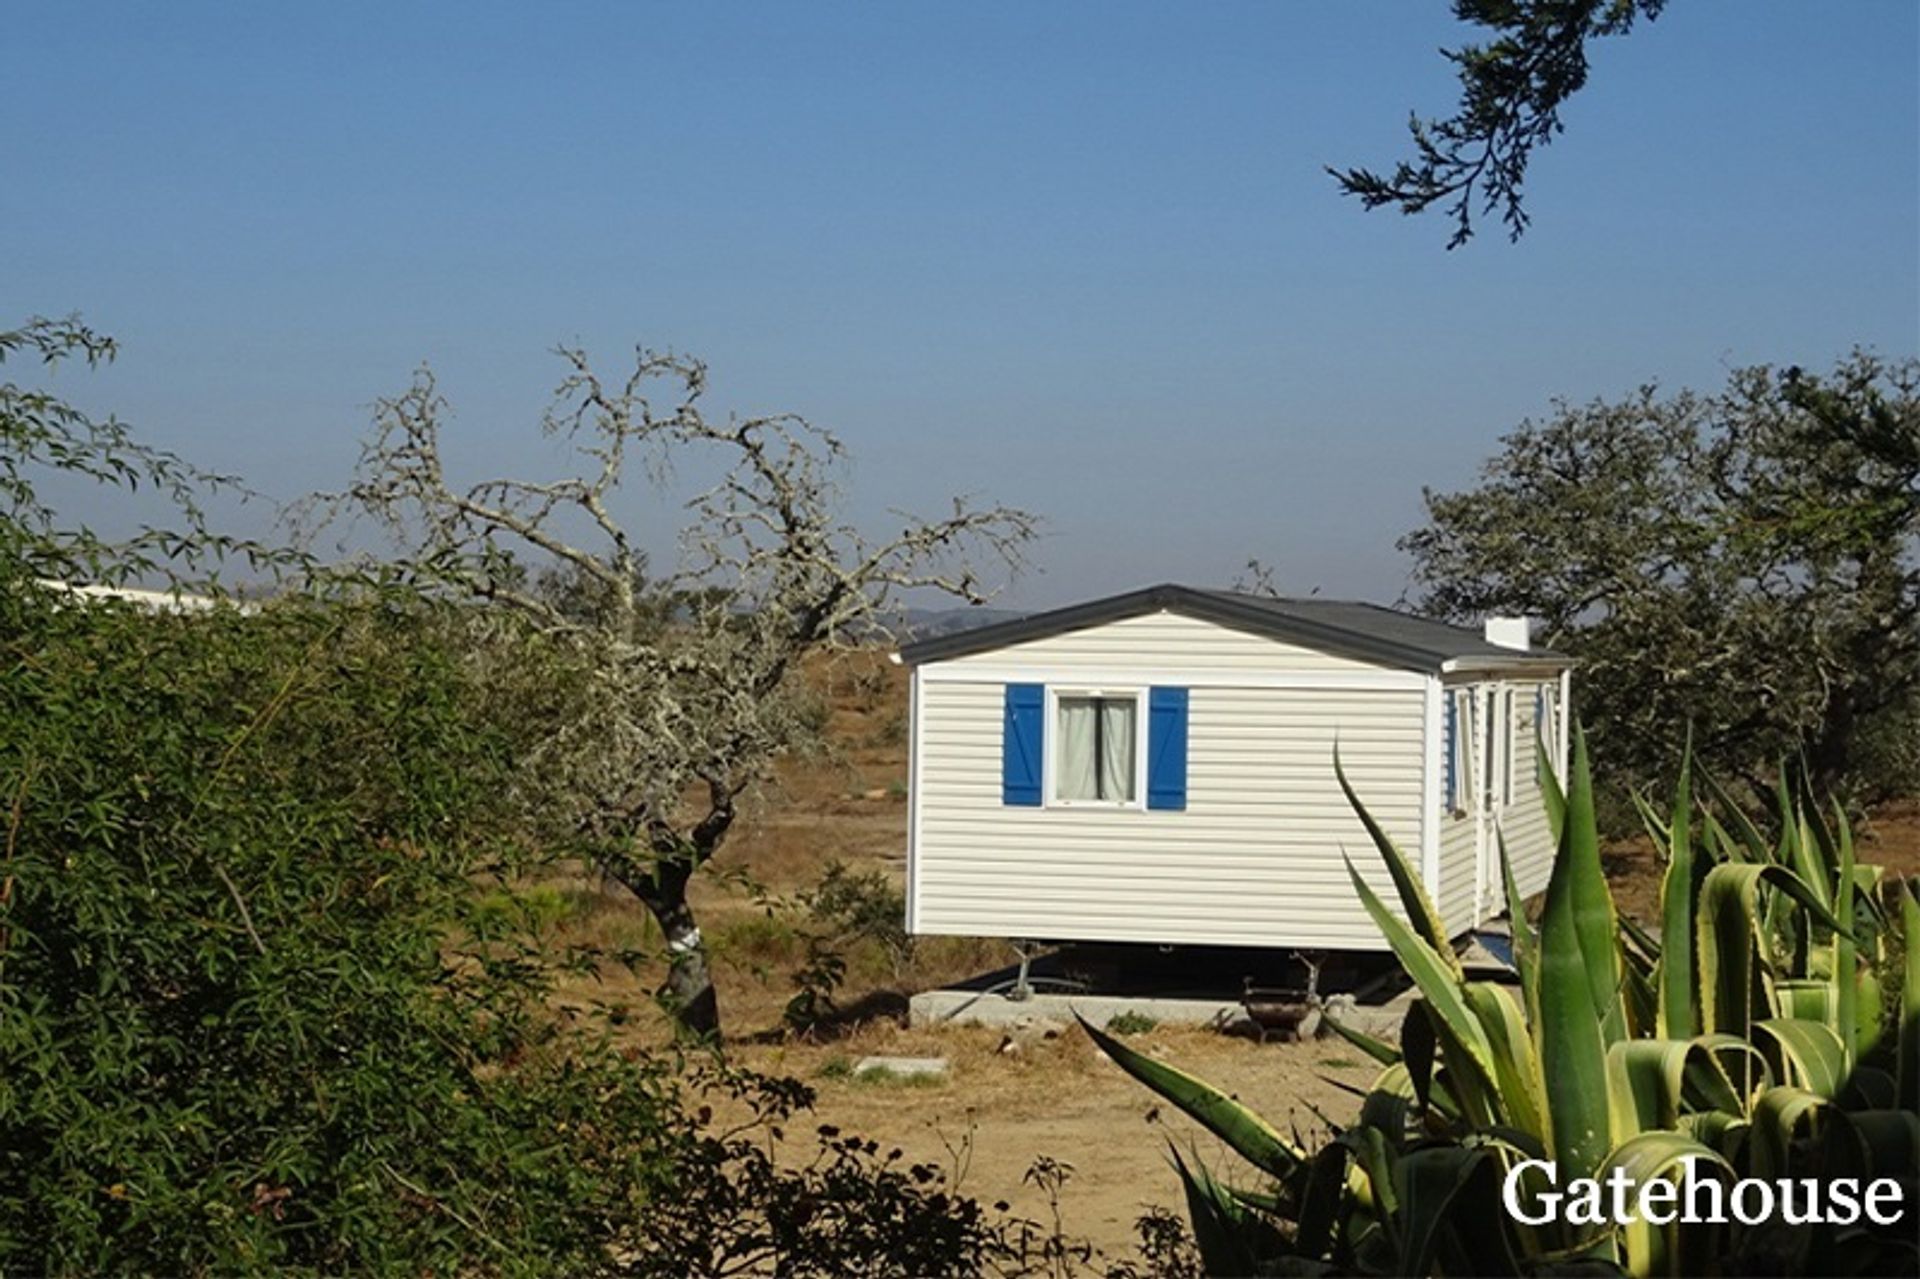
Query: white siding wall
[[911, 614, 1429, 949], [1439, 813, 1478, 936], [1500, 683, 1557, 904]]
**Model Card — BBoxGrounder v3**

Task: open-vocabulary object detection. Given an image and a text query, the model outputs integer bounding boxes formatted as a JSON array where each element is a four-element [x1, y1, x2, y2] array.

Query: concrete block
[[853, 1055, 949, 1079]]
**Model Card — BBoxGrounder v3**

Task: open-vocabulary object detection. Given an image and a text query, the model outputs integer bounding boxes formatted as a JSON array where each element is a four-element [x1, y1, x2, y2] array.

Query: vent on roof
[[1483, 616, 1532, 651]]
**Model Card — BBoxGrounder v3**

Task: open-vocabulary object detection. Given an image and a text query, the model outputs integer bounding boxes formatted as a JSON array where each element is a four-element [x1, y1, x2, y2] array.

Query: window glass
[[1055, 694, 1137, 802]]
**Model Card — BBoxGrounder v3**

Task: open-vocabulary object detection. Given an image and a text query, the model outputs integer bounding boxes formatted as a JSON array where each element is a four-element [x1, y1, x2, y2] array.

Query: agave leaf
[[1854, 967, 1887, 1060], [1563, 725, 1628, 1046], [1631, 787, 1669, 851], [1831, 800, 1858, 1070], [1320, 1011, 1402, 1067], [1225, 1183, 1282, 1215], [1752, 1018, 1846, 1098], [1534, 771, 1614, 1182], [1538, 740, 1566, 843], [1748, 1085, 1827, 1179], [1699, 808, 1745, 867], [1840, 1107, 1920, 1180], [1344, 855, 1502, 1124], [1079, 1014, 1303, 1176], [1899, 883, 1919, 1112], [1772, 978, 1834, 1023], [1839, 1064, 1897, 1111], [1606, 1039, 1701, 1138], [1779, 773, 1832, 911], [1400, 1001, 1439, 1119], [1292, 1141, 1352, 1261], [1336, 748, 1455, 971], [1656, 746, 1696, 1040], [1700, 769, 1773, 864], [1600, 1132, 1733, 1278], [1168, 1144, 1274, 1277], [1686, 1033, 1774, 1114], [1344, 1124, 1401, 1256], [1393, 1144, 1498, 1278], [1622, 946, 1659, 1038], [1498, 829, 1539, 1012], [1358, 1062, 1420, 1141], [1697, 863, 1861, 1038], [1464, 982, 1545, 1140]]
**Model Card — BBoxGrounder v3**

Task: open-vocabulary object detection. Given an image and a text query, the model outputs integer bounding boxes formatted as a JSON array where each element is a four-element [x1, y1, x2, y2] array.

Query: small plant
[[872, 710, 909, 747], [801, 860, 916, 978], [852, 1065, 945, 1089], [818, 1054, 854, 1080], [1103, 1010, 1158, 1037], [783, 936, 849, 1036]]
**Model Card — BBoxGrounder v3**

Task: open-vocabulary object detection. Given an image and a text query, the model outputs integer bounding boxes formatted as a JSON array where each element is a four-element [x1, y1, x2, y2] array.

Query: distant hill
[[894, 606, 1027, 640]]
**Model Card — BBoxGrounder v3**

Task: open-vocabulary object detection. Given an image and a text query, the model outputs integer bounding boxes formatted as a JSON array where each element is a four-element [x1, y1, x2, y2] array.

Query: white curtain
[[1056, 696, 1136, 801], [1100, 699, 1136, 801], [1057, 697, 1099, 800]]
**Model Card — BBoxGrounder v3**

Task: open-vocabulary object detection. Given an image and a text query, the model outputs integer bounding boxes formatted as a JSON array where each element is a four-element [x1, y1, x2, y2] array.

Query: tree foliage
[[1332, 0, 1665, 247], [1, 315, 286, 588], [303, 345, 1035, 1036], [1402, 352, 1920, 801]]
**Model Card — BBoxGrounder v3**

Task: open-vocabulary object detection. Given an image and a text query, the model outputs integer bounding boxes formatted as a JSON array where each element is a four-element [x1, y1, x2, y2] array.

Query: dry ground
[[534, 651, 1920, 1258]]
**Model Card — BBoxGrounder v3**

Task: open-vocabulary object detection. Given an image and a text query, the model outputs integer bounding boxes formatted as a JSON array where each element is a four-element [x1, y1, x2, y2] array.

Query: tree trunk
[[604, 849, 721, 1039], [655, 894, 720, 1040]]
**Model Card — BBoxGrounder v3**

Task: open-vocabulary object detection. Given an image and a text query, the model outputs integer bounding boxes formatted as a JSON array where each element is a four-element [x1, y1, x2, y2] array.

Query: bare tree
[[307, 345, 1035, 1036]]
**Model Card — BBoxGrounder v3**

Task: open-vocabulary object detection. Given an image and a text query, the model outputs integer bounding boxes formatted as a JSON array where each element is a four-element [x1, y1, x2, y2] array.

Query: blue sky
[[7, 2, 1916, 607]]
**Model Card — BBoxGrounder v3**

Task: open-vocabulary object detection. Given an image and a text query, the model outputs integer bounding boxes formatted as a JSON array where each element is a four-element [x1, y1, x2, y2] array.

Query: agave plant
[[1083, 732, 1920, 1276]]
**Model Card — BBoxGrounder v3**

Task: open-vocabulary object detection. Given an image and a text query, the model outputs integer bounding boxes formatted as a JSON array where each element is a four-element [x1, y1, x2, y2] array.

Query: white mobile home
[[899, 585, 1573, 951]]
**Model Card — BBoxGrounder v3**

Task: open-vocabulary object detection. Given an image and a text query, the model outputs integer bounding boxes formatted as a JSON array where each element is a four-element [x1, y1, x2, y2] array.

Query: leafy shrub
[[1104, 1011, 1158, 1037], [803, 859, 915, 977], [784, 935, 850, 1035]]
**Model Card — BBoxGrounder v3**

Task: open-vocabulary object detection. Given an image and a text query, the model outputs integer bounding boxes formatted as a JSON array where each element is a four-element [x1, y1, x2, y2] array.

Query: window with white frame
[[1052, 690, 1141, 804], [1447, 688, 1474, 815]]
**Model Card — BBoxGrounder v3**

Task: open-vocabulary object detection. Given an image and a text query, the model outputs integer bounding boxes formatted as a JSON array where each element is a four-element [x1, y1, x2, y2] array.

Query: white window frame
[[1535, 682, 1557, 784], [1449, 688, 1474, 817], [1044, 685, 1147, 810]]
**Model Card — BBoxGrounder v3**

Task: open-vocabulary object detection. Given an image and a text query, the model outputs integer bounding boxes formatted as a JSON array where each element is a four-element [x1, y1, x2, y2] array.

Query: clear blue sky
[[8, 2, 1916, 607]]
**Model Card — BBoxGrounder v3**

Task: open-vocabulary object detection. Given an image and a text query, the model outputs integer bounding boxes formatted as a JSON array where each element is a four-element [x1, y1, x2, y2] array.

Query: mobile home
[[899, 585, 1572, 951]]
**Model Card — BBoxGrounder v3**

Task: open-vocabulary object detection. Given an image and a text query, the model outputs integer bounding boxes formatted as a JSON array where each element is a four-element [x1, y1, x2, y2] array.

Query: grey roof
[[896, 584, 1571, 673]]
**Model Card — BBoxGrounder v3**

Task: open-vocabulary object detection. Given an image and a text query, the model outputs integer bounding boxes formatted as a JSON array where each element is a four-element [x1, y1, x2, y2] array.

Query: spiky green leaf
[[1078, 1015, 1303, 1176]]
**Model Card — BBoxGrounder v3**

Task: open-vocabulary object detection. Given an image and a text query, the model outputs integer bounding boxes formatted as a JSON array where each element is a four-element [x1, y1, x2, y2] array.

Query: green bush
[[0, 577, 1063, 1276], [1104, 1011, 1158, 1037]]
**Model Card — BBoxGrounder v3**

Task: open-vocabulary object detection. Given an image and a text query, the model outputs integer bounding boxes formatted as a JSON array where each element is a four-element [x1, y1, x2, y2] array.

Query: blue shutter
[[1001, 683, 1043, 806], [1146, 686, 1189, 811], [1443, 694, 1457, 810]]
